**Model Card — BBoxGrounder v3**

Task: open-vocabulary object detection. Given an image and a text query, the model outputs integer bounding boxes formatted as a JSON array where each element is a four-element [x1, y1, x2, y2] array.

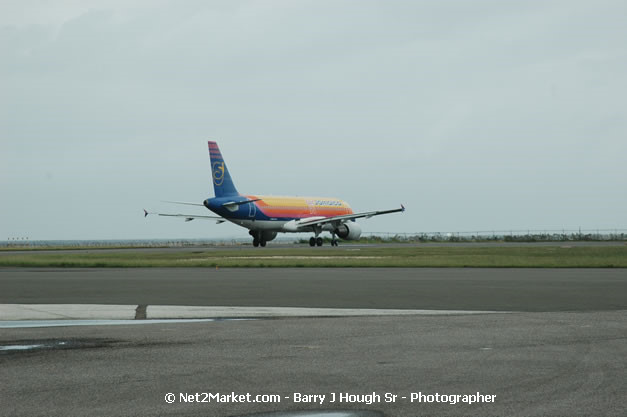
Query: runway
[[1, 267, 626, 311], [1, 267, 626, 417]]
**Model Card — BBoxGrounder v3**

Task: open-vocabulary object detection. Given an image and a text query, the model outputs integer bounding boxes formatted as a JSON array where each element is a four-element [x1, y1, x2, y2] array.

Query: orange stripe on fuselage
[[246, 195, 353, 219]]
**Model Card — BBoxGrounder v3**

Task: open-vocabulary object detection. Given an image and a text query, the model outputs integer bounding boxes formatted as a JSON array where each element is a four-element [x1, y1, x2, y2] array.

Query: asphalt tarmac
[[1, 267, 626, 417], [2, 311, 625, 417], [1, 267, 626, 311]]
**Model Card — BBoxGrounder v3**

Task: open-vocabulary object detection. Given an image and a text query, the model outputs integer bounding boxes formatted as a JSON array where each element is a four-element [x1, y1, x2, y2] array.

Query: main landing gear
[[250, 230, 266, 248], [309, 236, 339, 247], [308, 226, 339, 247], [309, 237, 323, 247]]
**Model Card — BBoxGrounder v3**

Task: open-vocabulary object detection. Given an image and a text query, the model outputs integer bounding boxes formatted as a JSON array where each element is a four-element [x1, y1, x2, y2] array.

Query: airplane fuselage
[[204, 195, 353, 233]]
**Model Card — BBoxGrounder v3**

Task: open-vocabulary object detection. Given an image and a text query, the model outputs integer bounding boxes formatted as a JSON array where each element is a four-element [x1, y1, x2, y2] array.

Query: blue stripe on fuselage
[[204, 197, 275, 221]]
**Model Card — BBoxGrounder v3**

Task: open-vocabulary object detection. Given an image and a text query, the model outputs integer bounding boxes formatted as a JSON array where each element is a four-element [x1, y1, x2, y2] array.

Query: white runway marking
[[0, 318, 244, 329], [0, 304, 509, 327], [0, 343, 45, 351]]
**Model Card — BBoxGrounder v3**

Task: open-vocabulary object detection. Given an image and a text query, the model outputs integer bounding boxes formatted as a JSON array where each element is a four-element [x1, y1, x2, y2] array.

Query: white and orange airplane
[[145, 141, 404, 247]]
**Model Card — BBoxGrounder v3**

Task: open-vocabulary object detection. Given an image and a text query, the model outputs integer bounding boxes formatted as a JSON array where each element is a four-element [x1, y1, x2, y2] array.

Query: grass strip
[[0, 246, 626, 268]]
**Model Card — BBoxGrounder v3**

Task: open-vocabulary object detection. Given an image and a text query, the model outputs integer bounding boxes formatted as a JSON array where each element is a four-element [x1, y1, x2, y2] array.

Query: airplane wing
[[296, 205, 405, 228], [143, 209, 226, 223], [161, 199, 261, 209], [161, 200, 205, 207]]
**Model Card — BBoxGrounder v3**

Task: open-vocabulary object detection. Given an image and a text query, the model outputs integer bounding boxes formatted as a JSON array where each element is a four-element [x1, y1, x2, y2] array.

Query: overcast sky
[[1, 0, 626, 240]]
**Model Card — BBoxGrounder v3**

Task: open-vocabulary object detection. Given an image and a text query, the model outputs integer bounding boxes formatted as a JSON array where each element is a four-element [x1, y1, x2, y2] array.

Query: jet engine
[[335, 222, 362, 240]]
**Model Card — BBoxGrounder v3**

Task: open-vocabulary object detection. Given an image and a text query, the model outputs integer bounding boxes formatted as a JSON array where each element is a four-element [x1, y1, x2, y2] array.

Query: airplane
[[145, 141, 404, 247]]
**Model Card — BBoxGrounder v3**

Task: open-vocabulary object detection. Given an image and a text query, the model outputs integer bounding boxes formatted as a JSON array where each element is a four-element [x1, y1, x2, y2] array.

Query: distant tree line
[[359, 231, 627, 243]]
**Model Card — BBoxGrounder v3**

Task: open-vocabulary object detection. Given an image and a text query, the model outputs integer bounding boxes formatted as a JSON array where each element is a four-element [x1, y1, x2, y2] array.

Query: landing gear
[[309, 224, 327, 247], [251, 231, 266, 248], [308, 235, 339, 247], [330, 231, 339, 247]]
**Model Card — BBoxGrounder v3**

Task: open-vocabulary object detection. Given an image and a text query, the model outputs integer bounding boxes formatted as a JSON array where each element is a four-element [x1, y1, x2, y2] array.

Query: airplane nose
[[203, 199, 210, 208]]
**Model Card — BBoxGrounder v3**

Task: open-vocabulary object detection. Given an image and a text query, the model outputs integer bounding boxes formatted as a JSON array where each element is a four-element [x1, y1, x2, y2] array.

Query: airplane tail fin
[[208, 141, 239, 197]]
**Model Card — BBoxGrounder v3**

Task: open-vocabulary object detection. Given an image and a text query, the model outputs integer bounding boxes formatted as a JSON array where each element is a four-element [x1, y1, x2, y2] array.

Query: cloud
[[2, 0, 626, 239]]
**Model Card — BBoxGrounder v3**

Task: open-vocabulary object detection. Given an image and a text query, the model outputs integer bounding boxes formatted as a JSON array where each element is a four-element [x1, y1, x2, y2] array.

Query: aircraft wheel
[[309, 237, 316, 247], [253, 238, 259, 247], [331, 239, 338, 247], [316, 237, 323, 247], [260, 240, 267, 247]]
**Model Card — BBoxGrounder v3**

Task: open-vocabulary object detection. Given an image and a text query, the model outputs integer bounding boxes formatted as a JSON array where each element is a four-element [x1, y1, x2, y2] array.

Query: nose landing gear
[[330, 230, 339, 247]]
